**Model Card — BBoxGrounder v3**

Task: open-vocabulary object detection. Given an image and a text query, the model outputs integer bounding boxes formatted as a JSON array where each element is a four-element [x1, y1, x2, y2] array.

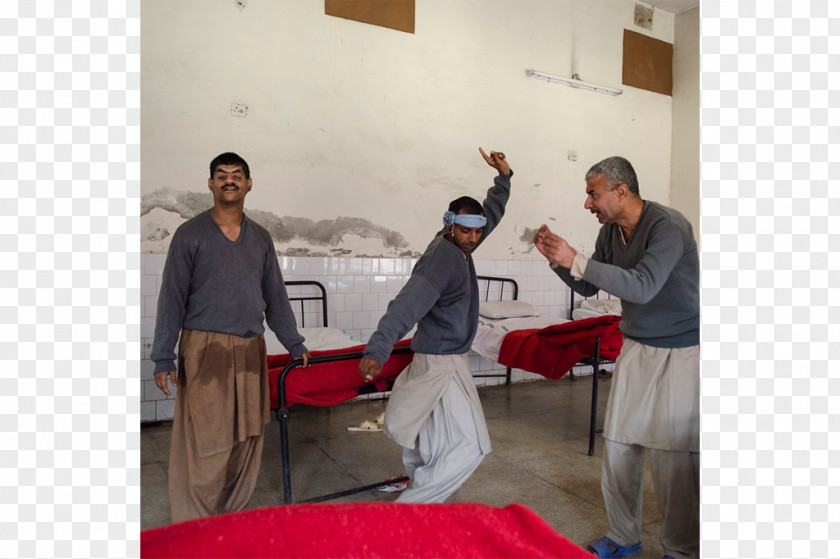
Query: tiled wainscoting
[[140, 254, 607, 422]]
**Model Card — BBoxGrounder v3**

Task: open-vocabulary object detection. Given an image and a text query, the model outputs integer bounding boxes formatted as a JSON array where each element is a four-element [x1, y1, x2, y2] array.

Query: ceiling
[[643, 0, 700, 15]]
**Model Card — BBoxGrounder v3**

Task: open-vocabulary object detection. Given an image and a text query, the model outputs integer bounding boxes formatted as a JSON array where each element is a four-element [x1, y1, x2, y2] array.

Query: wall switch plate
[[231, 103, 248, 117]]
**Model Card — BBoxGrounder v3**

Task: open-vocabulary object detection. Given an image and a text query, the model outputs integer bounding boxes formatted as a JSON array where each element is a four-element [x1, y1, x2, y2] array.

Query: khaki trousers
[[167, 329, 269, 523]]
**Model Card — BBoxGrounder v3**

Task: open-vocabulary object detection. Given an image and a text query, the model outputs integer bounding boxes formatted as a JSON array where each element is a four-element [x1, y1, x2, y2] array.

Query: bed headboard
[[284, 280, 328, 328], [476, 276, 519, 302]]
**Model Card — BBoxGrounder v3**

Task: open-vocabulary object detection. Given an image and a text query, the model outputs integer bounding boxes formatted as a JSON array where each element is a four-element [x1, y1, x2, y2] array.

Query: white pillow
[[479, 300, 540, 319], [264, 326, 357, 355]]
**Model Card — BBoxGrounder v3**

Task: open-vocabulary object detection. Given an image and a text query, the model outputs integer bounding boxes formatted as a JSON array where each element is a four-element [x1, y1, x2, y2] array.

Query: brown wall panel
[[325, 0, 415, 34], [622, 29, 672, 96]]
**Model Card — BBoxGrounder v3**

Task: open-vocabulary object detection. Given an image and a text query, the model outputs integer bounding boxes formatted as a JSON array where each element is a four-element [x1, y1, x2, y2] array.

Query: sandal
[[377, 474, 409, 492], [346, 419, 382, 432], [586, 537, 642, 558]]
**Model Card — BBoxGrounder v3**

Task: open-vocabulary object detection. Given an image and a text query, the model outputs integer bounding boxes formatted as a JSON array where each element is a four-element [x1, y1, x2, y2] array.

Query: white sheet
[[571, 298, 622, 320], [471, 314, 569, 362], [264, 326, 357, 356]]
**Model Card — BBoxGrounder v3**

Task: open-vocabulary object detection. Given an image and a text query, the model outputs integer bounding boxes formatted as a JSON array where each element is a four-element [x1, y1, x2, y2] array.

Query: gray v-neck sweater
[[553, 200, 699, 348], [151, 210, 307, 373], [363, 172, 511, 364]]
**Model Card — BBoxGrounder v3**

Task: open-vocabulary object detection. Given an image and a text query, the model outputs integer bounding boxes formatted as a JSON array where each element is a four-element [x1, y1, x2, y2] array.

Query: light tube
[[525, 69, 623, 96]]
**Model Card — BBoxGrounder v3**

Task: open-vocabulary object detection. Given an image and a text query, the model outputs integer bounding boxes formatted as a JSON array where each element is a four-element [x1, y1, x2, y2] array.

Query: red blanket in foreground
[[498, 314, 623, 380], [141, 502, 592, 559], [267, 339, 413, 409]]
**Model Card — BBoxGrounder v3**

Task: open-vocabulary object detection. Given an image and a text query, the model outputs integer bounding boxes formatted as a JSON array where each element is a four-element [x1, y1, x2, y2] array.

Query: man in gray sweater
[[359, 147, 511, 503], [151, 152, 310, 522], [534, 156, 699, 559]]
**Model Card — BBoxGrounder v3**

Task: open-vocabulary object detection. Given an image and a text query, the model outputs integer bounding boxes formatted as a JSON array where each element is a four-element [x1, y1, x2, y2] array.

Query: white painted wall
[[141, 0, 680, 259], [670, 6, 700, 241], [139, 0, 698, 422]]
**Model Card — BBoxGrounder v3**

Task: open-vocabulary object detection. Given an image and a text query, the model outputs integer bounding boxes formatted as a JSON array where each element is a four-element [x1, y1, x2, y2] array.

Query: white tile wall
[[140, 254, 611, 422]]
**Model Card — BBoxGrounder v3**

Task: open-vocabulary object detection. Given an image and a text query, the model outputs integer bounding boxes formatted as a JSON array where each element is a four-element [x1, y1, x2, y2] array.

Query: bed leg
[[588, 338, 601, 456], [277, 407, 293, 504]]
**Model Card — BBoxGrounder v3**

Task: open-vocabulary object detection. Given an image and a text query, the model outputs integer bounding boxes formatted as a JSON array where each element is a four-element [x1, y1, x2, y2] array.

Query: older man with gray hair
[[534, 156, 699, 559]]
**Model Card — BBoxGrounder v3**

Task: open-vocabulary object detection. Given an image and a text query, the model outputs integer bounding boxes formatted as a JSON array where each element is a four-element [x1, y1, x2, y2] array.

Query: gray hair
[[585, 156, 639, 196]]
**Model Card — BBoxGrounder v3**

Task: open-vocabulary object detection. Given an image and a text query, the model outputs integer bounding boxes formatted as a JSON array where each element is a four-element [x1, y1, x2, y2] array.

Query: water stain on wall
[[141, 188, 421, 258], [518, 227, 538, 253]]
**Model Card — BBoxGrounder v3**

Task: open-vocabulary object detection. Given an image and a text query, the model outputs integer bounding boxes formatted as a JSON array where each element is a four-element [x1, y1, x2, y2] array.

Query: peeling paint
[[518, 227, 538, 253], [140, 188, 420, 258]]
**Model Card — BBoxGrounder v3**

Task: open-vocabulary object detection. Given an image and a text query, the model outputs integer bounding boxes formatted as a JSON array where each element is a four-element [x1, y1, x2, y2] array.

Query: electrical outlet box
[[567, 151, 577, 162], [231, 103, 248, 117]]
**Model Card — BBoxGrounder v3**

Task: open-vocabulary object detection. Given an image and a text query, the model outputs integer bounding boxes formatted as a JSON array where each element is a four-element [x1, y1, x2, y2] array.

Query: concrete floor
[[141, 375, 666, 558]]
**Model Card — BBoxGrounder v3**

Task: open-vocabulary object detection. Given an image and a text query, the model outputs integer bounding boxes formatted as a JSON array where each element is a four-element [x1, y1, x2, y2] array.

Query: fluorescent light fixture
[[526, 69, 623, 96]]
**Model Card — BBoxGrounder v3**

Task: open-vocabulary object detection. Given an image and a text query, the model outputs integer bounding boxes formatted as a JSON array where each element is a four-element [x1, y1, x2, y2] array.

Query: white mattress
[[472, 314, 569, 362], [265, 326, 358, 356]]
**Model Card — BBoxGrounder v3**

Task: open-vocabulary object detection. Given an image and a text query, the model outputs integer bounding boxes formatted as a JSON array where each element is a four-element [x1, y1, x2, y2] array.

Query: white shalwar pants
[[396, 374, 485, 503], [601, 338, 700, 559]]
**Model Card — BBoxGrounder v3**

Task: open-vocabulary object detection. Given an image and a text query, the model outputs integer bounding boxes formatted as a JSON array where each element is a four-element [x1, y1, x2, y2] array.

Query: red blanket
[[498, 314, 623, 380], [141, 502, 592, 558], [268, 339, 413, 408]]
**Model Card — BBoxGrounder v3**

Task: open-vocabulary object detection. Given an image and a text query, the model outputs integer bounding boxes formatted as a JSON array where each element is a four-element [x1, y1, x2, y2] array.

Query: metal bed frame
[[275, 277, 516, 503], [569, 290, 617, 456], [476, 276, 616, 456], [276, 280, 410, 504], [275, 276, 618, 505]]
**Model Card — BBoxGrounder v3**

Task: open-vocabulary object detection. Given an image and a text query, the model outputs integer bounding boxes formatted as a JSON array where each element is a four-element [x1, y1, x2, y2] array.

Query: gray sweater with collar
[[363, 172, 511, 364]]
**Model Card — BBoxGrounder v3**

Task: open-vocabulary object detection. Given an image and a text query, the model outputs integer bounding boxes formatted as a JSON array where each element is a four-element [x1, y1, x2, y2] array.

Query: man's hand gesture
[[479, 147, 510, 176]]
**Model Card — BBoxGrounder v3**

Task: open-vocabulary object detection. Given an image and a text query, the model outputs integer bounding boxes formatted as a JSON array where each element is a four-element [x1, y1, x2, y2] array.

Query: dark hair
[[210, 152, 250, 179], [585, 156, 639, 196], [448, 196, 483, 215]]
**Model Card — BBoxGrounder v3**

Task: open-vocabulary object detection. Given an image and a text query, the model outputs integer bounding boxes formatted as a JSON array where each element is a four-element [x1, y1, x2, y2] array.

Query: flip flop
[[586, 536, 642, 558], [346, 419, 382, 432]]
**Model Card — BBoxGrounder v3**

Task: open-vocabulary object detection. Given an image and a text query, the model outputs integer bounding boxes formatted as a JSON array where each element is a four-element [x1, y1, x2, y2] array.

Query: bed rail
[[476, 275, 518, 302]]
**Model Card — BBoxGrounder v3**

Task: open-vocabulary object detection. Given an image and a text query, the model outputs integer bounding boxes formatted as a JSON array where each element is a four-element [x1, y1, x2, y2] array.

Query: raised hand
[[533, 224, 576, 269], [479, 147, 511, 176]]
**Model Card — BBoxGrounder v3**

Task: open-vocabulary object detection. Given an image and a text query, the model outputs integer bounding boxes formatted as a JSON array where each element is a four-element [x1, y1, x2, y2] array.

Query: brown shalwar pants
[[168, 329, 270, 523]]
